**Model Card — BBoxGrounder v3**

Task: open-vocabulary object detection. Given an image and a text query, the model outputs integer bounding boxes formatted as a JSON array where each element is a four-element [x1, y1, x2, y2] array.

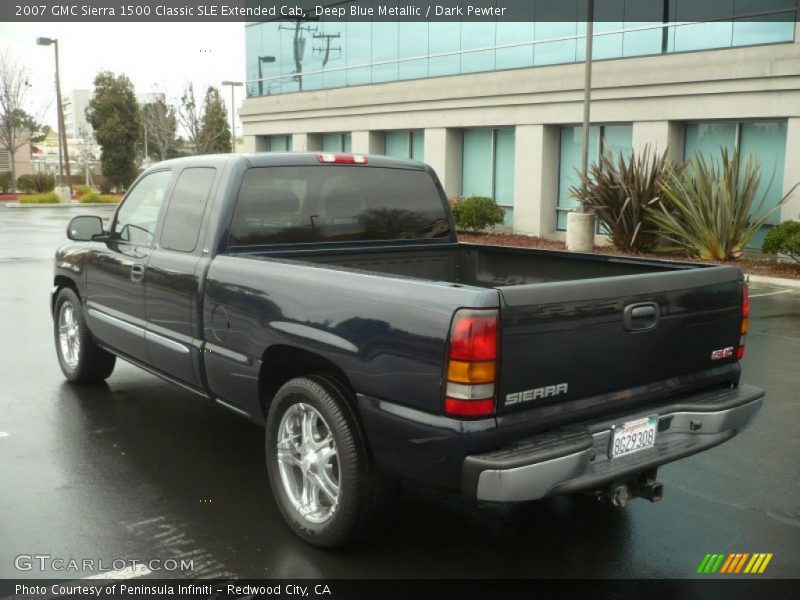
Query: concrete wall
[[241, 41, 800, 236]]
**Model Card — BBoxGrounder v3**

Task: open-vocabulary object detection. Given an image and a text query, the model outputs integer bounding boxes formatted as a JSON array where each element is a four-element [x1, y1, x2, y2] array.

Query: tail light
[[738, 283, 750, 360], [317, 152, 368, 164], [444, 309, 498, 418]]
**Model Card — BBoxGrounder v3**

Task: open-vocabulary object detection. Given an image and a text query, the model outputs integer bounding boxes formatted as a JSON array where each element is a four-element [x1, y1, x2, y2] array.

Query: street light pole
[[580, 0, 595, 187], [221, 81, 243, 153], [565, 0, 596, 253], [37, 37, 71, 191]]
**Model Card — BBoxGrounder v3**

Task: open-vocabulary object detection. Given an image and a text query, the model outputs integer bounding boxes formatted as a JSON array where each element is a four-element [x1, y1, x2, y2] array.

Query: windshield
[[227, 166, 451, 246]]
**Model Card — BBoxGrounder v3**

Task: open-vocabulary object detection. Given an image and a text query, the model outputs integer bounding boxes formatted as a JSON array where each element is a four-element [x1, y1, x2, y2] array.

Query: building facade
[[240, 3, 800, 239], [0, 137, 33, 181], [62, 90, 92, 140]]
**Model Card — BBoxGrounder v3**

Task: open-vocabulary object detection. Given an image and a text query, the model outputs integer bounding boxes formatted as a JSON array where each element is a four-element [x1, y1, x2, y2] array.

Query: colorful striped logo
[[697, 553, 773, 574]]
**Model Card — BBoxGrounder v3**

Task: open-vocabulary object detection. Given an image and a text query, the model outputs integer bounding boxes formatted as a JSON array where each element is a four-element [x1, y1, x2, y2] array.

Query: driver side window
[[113, 170, 172, 245]]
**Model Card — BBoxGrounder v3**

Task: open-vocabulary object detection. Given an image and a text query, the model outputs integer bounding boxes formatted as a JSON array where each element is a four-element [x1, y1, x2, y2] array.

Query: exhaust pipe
[[601, 483, 631, 507], [598, 473, 663, 507]]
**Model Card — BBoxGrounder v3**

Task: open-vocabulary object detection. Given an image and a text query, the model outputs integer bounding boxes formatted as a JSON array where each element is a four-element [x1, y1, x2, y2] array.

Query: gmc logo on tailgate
[[711, 346, 735, 360]]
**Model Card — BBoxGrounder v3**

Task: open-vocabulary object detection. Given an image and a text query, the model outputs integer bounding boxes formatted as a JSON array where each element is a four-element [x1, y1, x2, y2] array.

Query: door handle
[[131, 264, 145, 283], [623, 302, 660, 332]]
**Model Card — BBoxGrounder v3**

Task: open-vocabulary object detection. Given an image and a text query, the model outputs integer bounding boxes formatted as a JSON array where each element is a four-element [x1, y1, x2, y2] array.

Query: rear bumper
[[462, 384, 764, 502]]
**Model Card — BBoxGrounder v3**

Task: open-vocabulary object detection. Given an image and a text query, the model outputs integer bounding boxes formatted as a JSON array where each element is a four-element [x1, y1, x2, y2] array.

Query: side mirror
[[67, 216, 104, 241]]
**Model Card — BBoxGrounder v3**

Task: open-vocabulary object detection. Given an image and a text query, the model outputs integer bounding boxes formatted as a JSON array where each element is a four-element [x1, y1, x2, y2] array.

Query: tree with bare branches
[[179, 84, 231, 155], [178, 83, 203, 154], [0, 51, 33, 191], [141, 97, 178, 161]]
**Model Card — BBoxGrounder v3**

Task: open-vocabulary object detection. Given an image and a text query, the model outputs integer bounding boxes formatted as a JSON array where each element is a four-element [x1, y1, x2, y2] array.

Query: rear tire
[[265, 375, 393, 547], [54, 287, 116, 383]]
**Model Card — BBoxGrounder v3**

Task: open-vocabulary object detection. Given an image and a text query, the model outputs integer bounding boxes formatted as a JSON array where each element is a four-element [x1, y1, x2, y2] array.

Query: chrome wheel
[[276, 402, 340, 524], [58, 301, 81, 369]]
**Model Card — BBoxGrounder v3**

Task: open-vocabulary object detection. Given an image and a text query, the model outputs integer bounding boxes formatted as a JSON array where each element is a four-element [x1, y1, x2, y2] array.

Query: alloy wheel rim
[[276, 402, 340, 524], [58, 301, 81, 369]]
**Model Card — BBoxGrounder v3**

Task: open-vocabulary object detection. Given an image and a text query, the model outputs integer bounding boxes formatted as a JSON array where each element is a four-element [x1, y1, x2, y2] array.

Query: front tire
[[265, 375, 392, 547], [54, 288, 116, 383]]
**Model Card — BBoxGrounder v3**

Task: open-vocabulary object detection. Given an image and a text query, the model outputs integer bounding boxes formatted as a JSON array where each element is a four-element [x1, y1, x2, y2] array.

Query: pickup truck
[[53, 152, 763, 547]]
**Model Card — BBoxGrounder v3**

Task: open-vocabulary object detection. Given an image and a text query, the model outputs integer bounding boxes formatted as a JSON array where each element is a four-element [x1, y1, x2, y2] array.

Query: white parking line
[[83, 565, 151, 580], [0, 431, 9, 438], [750, 290, 795, 298]]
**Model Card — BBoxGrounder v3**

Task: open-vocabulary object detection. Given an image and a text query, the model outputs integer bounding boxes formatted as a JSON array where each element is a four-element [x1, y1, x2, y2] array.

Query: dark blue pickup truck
[[53, 152, 763, 547]]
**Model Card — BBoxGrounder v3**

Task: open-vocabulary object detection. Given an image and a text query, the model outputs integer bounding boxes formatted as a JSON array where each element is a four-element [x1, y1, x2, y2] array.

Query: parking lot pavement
[[0, 207, 798, 579]]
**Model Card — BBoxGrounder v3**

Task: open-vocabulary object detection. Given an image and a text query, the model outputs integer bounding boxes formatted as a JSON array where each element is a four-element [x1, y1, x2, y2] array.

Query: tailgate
[[496, 266, 745, 426]]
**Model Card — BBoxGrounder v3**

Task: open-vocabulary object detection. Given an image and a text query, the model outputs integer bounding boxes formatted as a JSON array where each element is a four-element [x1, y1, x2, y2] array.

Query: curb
[[2, 202, 119, 208], [745, 274, 800, 290]]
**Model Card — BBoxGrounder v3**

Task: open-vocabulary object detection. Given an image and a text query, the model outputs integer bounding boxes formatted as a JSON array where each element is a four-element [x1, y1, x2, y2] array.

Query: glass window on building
[[557, 124, 633, 230], [372, 22, 399, 83], [384, 130, 425, 161], [462, 128, 516, 227], [321, 133, 352, 153], [684, 120, 788, 247], [460, 23, 496, 74], [428, 22, 461, 77], [398, 23, 428, 80], [495, 22, 534, 70], [268, 135, 293, 152], [245, 2, 797, 97]]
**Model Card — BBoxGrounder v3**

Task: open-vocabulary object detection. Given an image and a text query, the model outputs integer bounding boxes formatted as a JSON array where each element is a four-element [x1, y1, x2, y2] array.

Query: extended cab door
[[85, 169, 172, 364], [144, 166, 217, 388]]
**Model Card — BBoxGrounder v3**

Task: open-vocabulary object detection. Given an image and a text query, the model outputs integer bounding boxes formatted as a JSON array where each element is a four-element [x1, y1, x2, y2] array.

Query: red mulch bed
[[460, 233, 800, 281]]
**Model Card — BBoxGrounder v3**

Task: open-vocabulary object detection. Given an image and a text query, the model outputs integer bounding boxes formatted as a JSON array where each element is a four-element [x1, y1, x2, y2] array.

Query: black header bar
[[3, 0, 799, 23]]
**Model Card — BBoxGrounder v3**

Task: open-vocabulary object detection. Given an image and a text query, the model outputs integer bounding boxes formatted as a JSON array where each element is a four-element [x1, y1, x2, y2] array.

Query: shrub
[[451, 196, 506, 233], [74, 184, 95, 196], [21, 172, 56, 193], [0, 171, 12, 193], [650, 148, 796, 260], [92, 171, 114, 194], [15, 174, 36, 193], [19, 192, 59, 204], [78, 191, 101, 203], [762, 220, 800, 266], [569, 147, 676, 252]]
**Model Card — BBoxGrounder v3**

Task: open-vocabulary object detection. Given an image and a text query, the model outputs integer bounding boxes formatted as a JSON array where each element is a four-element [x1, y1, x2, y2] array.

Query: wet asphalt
[[0, 206, 798, 580]]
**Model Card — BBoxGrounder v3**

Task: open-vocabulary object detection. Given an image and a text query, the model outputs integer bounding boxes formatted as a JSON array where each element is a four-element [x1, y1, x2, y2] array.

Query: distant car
[[52, 152, 763, 547]]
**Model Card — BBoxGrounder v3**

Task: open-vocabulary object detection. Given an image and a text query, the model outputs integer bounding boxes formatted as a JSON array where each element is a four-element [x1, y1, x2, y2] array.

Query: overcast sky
[[0, 22, 246, 136]]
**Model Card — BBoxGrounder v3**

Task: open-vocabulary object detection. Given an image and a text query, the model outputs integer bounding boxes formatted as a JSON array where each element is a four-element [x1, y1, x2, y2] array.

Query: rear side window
[[227, 166, 451, 246], [160, 167, 216, 252]]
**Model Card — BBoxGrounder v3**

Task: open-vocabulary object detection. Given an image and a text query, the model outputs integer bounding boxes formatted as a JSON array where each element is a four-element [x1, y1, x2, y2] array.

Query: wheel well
[[53, 275, 79, 313], [259, 345, 354, 419]]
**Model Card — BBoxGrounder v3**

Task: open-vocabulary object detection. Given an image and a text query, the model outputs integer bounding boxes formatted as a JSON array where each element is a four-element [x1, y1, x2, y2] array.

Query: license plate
[[610, 417, 658, 459]]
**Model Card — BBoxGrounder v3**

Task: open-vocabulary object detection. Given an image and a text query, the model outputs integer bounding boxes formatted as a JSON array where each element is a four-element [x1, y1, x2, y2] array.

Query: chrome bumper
[[463, 384, 764, 502]]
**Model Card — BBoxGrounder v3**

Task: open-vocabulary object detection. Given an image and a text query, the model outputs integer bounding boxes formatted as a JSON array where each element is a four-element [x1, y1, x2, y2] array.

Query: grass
[[19, 192, 59, 204], [78, 192, 120, 204]]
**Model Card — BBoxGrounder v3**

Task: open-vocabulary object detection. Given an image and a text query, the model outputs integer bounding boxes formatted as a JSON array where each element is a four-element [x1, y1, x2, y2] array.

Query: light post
[[221, 81, 243, 153], [257, 55, 276, 96], [565, 0, 596, 253], [37, 36, 71, 193]]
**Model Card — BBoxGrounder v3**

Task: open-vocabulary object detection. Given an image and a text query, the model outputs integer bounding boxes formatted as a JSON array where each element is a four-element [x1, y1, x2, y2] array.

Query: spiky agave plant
[[651, 148, 794, 260], [570, 147, 674, 253]]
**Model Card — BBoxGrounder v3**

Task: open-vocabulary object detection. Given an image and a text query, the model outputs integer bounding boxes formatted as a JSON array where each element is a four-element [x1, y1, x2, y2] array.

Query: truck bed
[[252, 242, 693, 288], [234, 241, 743, 437]]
